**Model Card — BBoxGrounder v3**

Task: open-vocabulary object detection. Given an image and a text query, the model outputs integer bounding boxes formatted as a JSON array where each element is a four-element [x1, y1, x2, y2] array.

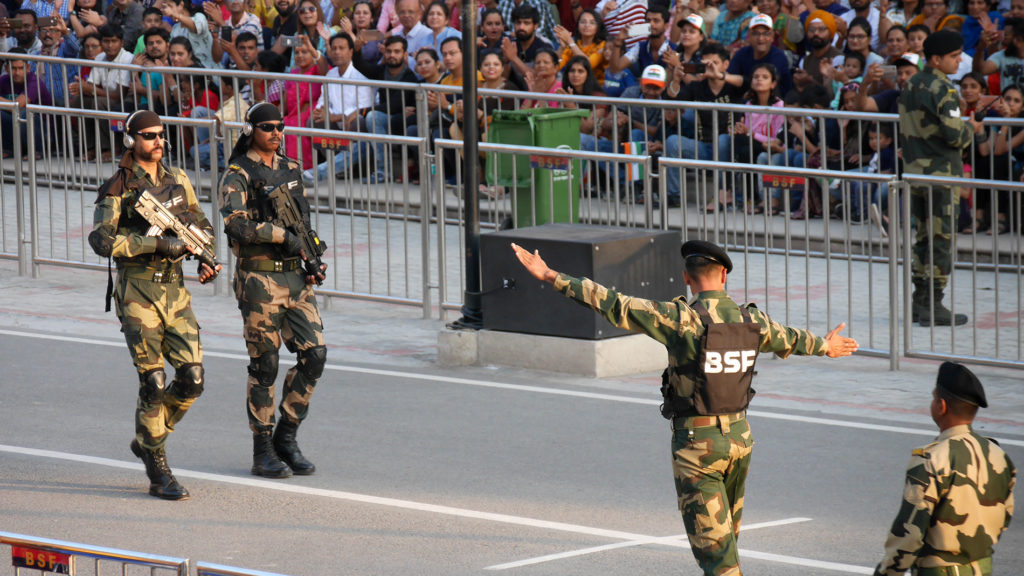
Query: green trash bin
[[486, 108, 589, 226]]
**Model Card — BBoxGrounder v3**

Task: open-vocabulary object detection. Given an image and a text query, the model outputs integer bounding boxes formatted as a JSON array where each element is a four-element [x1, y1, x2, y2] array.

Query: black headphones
[[242, 102, 277, 137], [122, 109, 148, 149]]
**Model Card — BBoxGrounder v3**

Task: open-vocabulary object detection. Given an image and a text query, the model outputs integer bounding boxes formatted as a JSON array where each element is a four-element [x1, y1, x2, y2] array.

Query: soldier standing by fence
[[873, 362, 1016, 575], [898, 30, 988, 327], [88, 110, 220, 500], [511, 239, 859, 576], [218, 102, 328, 479]]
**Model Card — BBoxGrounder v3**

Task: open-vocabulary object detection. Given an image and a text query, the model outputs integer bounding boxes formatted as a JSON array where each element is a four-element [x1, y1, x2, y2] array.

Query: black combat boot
[[917, 288, 968, 327], [273, 419, 315, 475], [252, 433, 292, 478], [130, 439, 190, 500]]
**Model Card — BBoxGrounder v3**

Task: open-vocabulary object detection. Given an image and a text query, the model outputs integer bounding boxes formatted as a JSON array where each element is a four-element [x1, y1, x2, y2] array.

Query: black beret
[[680, 240, 733, 273], [936, 361, 987, 408], [923, 29, 963, 58]]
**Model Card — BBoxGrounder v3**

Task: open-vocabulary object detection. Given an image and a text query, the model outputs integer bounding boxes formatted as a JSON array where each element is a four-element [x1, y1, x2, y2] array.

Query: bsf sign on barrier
[[11, 546, 74, 574]]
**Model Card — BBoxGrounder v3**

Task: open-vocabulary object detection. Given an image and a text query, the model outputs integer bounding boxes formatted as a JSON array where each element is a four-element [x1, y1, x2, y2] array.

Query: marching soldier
[[511, 240, 858, 576], [218, 102, 328, 479], [874, 362, 1016, 576], [88, 110, 220, 501], [899, 30, 986, 327]]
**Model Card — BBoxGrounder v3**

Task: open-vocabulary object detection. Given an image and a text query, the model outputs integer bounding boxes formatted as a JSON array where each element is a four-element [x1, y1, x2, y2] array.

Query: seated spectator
[[906, 23, 929, 56], [35, 15, 80, 107], [133, 8, 169, 55], [618, 6, 676, 77], [725, 14, 794, 95], [619, 64, 677, 161], [282, 37, 328, 169], [975, 18, 1024, 91], [669, 13, 709, 87], [133, 28, 172, 114], [391, 0, 432, 64], [353, 34, 419, 182], [219, 30, 260, 74], [269, 0, 300, 62], [70, 24, 134, 160], [800, 0, 850, 22], [469, 50, 520, 195], [423, 1, 461, 54], [883, 25, 909, 61], [728, 62, 785, 213], [77, 32, 102, 79], [907, 0, 964, 32], [178, 65, 220, 152], [478, 7, 510, 56], [964, 0, 1004, 56], [710, 0, 755, 50], [669, 0, 718, 44], [501, 4, 554, 80], [597, 0, 647, 50], [303, 32, 374, 182], [885, 0, 921, 27], [757, 0, 803, 60], [824, 51, 865, 108], [252, 49, 287, 105], [558, 54, 607, 138], [0, 49, 51, 159], [974, 83, 1022, 234], [601, 37, 637, 96], [777, 86, 831, 219], [857, 52, 920, 112], [163, 0, 217, 69], [106, 0, 144, 51], [337, 1, 381, 64], [791, 10, 841, 95], [833, 17, 885, 72], [845, 123, 897, 227], [68, 0, 107, 39], [840, 0, 890, 55], [520, 47, 562, 108], [1, 9, 41, 54], [664, 42, 743, 207], [498, 0, 557, 46], [212, 0, 265, 68], [289, 0, 329, 66], [554, 9, 607, 83]]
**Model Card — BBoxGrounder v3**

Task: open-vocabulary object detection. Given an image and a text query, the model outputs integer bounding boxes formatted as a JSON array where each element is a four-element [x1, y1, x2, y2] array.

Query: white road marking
[[1, 443, 870, 574], [484, 518, 812, 570], [3, 329, 1022, 447]]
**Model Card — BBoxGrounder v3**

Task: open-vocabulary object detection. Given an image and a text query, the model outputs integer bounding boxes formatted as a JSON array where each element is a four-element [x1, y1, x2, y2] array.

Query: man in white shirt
[[304, 32, 374, 182], [69, 23, 136, 160], [392, 0, 431, 67]]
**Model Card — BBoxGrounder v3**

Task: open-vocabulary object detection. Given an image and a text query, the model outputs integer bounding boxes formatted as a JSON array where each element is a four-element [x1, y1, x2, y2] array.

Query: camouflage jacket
[[898, 66, 973, 177], [218, 148, 302, 259], [552, 276, 829, 370], [92, 153, 211, 270], [874, 425, 1017, 575]]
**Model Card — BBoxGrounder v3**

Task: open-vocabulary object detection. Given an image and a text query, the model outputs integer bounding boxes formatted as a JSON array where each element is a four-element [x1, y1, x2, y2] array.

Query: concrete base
[[437, 329, 667, 378]]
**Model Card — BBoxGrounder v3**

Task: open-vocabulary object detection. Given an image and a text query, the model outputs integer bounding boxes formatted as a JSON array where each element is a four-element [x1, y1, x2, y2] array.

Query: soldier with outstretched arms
[[218, 102, 329, 479], [88, 110, 221, 501], [512, 239, 858, 576]]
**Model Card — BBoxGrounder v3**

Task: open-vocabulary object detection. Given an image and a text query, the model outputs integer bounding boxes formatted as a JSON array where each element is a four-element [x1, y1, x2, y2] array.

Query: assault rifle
[[266, 184, 327, 285], [135, 190, 221, 274]]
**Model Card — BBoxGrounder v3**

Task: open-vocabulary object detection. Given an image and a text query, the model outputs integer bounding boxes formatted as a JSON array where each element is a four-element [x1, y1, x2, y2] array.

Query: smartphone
[[358, 29, 383, 42], [7, 18, 24, 29], [220, 26, 233, 41], [880, 64, 897, 82], [37, 16, 59, 27], [627, 22, 651, 38], [281, 35, 302, 48], [682, 62, 707, 74]]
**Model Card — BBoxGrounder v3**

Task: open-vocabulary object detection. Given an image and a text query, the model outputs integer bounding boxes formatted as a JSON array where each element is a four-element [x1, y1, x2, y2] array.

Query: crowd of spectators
[[0, 0, 1021, 231]]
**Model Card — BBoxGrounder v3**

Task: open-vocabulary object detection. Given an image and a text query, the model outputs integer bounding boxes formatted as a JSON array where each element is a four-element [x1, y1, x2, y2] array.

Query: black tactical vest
[[98, 166, 193, 266], [230, 154, 309, 259], [660, 301, 761, 418]]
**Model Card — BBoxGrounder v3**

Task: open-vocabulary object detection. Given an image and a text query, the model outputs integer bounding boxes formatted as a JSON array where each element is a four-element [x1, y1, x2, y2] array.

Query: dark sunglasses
[[136, 131, 165, 140], [299, 6, 317, 13], [256, 122, 286, 133]]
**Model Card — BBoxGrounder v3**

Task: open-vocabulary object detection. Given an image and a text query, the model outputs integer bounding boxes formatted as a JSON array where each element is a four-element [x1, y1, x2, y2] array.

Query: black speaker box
[[480, 223, 685, 340]]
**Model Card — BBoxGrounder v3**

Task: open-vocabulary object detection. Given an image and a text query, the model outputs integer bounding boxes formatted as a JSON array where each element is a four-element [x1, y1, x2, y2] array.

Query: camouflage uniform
[[898, 66, 972, 301], [219, 148, 326, 438], [90, 154, 212, 452], [553, 275, 828, 576], [874, 425, 1016, 576]]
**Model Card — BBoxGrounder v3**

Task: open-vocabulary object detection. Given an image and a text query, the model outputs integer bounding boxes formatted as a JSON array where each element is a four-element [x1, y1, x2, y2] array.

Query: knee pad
[[139, 369, 167, 405], [247, 351, 279, 387], [173, 363, 204, 398], [297, 346, 327, 380]]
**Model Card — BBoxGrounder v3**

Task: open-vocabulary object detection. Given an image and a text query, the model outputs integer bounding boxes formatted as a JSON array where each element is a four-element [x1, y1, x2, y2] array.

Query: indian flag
[[623, 141, 646, 182]]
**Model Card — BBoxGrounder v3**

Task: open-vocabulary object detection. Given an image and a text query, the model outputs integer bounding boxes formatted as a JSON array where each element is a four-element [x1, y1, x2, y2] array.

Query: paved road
[[1, 261, 1022, 576]]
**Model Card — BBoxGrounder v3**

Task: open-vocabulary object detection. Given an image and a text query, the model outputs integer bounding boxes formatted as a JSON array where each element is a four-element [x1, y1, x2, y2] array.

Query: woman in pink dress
[[283, 37, 328, 169]]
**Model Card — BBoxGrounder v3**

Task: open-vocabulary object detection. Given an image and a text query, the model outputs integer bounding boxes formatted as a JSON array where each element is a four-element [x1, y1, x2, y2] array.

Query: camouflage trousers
[[672, 415, 755, 576], [910, 185, 959, 292], [234, 267, 325, 435], [114, 272, 203, 451]]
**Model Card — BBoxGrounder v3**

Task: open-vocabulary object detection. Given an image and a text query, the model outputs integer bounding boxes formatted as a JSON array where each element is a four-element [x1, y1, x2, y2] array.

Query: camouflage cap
[[680, 240, 732, 273], [936, 361, 987, 408]]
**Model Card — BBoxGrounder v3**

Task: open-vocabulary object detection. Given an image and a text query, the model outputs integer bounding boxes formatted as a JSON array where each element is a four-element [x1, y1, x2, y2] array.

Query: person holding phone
[[0, 10, 41, 54], [211, 0, 263, 68], [335, 1, 379, 62], [616, 6, 675, 77], [162, 0, 216, 68], [105, 0, 144, 52]]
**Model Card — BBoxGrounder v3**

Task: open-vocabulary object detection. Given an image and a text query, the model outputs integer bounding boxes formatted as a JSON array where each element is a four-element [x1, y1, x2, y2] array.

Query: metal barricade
[[195, 562, 290, 576], [0, 530, 188, 576], [0, 100, 27, 274]]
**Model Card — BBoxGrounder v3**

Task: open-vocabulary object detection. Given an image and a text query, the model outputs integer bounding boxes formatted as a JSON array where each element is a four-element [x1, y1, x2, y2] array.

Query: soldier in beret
[[874, 362, 1016, 576], [899, 29, 987, 327], [512, 239, 858, 576]]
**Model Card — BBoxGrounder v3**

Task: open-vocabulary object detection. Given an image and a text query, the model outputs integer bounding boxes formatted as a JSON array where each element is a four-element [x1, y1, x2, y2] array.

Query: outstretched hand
[[823, 322, 858, 358], [511, 243, 557, 283]]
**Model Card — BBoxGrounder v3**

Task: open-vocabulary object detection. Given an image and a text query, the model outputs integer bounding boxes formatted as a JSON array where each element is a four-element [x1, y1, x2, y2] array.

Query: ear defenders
[[241, 102, 277, 137], [122, 109, 149, 149]]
